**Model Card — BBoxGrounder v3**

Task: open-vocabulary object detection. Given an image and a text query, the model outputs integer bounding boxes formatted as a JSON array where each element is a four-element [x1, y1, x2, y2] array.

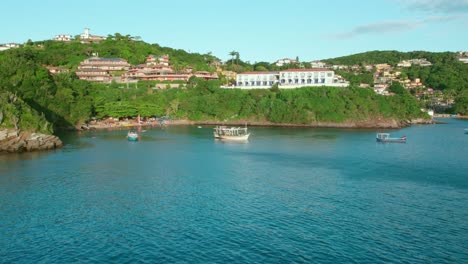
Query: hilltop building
[[231, 69, 348, 89], [275, 58, 298, 67], [0, 43, 20, 51], [53, 34, 72, 42], [76, 56, 130, 82], [80, 28, 106, 43]]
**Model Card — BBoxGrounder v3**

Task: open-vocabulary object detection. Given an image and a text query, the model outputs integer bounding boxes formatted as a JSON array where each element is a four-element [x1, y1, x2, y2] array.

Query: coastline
[[82, 117, 434, 131]]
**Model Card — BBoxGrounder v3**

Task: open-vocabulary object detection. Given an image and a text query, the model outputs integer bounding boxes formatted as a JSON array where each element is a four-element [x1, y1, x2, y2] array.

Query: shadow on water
[[0, 150, 57, 162], [303, 134, 338, 140]]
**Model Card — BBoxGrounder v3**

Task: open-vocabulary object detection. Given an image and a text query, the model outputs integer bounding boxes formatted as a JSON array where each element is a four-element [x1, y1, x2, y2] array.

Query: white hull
[[215, 133, 250, 141]]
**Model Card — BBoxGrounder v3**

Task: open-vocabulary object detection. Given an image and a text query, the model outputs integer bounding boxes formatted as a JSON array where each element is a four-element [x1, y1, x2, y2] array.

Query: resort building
[[76, 56, 130, 82], [122, 54, 218, 82], [231, 69, 348, 89], [146, 55, 170, 66], [123, 64, 186, 81], [122, 65, 217, 82], [53, 34, 72, 42]]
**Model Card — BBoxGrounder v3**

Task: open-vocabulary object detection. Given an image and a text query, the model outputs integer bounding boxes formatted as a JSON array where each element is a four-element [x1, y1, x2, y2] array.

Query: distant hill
[[322, 50, 458, 66], [16, 34, 220, 72]]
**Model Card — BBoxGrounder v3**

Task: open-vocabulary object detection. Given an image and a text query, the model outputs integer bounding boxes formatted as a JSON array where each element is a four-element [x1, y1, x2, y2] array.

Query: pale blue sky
[[1, 0, 467, 62]]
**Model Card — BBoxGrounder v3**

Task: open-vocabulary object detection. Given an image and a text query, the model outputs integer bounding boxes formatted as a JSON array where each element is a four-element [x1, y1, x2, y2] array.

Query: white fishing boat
[[376, 133, 406, 143], [213, 126, 250, 141]]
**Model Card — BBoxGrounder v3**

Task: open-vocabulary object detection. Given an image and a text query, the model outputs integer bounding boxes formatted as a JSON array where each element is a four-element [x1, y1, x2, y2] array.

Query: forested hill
[[324, 50, 468, 95], [11, 34, 220, 72], [322, 50, 458, 66]]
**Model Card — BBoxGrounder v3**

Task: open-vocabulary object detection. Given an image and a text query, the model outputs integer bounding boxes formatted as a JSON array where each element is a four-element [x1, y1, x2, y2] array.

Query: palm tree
[[229, 51, 237, 66], [235, 52, 240, 65]]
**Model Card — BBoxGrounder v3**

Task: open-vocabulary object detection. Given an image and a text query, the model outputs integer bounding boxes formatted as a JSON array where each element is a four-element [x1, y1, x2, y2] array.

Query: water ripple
[[1, 122, 468, 263]]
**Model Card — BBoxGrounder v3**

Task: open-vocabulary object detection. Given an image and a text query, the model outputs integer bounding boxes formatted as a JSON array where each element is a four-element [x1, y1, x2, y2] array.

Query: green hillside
[[6, 41, 468, 133], [22, 34, 219, 72]]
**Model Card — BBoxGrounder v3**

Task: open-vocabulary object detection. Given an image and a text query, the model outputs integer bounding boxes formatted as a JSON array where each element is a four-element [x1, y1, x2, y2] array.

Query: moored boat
[[127, 131, 139, 141], [376, 133, 406, 143], [214, 126, 250, 141]]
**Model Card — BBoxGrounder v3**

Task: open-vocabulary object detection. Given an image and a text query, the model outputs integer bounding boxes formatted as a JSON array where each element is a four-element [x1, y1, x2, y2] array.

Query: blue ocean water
[[0, 119, 467, 263]]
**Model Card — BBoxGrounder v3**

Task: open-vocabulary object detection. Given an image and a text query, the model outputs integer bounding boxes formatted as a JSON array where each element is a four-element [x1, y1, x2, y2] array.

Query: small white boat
[[127, 131, 139, 141], [214, 126, 250, 141], [376, 133, 406, 143]]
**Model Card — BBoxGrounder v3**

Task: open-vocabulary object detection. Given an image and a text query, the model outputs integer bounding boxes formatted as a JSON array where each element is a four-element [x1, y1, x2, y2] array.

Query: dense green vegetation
[[9, 40, 468, 134], [0, 92, 52, 133], [335, 70, 374, 86], [0, 47, 427, 132], [322, 50, 458, 66], [324, 50, 468, 113]]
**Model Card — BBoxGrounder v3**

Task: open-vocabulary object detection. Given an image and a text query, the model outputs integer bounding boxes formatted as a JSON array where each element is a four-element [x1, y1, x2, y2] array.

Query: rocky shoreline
[[0, 129, 63, 153], [83, 117, 434, 130]]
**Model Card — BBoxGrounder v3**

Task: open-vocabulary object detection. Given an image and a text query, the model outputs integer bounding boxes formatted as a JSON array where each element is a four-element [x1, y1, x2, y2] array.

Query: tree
[[388, 82, 406, 95], [229, 51, 236, 66]]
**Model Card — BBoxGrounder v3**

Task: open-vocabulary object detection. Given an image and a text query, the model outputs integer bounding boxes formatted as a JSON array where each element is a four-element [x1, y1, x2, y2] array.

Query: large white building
[[236, 72, 279, 89], [231, 69, 348, 89]]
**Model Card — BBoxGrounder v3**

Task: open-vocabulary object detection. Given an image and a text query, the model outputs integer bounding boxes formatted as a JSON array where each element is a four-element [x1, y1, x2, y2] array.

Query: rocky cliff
[[0, 129, 63, 153]]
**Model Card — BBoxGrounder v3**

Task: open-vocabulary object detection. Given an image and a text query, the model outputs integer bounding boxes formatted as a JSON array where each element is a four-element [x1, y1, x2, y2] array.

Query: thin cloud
[[326, 15, 459, 40], [326, 20, 420, 40], [395, 0, 468, 14]]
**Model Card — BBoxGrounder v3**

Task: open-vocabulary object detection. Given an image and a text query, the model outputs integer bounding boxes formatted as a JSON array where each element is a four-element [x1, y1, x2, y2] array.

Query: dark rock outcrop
[[0, 129, 63, 153]]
